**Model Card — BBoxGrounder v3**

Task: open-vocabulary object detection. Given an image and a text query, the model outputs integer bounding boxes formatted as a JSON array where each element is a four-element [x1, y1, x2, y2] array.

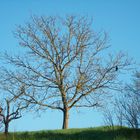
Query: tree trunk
[[62, 109, 69, 129], [4, 122, 9, 136]]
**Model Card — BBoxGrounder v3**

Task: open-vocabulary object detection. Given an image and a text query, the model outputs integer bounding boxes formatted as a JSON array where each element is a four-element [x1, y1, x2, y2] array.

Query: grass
[[0, 126, 140, 140]]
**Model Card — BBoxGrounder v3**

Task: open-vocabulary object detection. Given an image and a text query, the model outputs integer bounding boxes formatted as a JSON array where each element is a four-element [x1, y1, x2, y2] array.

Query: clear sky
[[0, 0, 140, 131]]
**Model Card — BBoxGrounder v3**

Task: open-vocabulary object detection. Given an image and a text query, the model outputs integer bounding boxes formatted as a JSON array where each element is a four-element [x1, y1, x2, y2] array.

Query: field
[[0, 126, 140, 140]]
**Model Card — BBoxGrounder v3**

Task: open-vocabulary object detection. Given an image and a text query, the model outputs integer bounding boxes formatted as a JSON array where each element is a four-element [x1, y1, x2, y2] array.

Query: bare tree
[[114, 95, 140, 129], [0, 106, 4, 132], [0, 71, 29, 135], [103, 107, 115, 128], [114, 98, 124, 127], [113, 72, 140, 129], [3, 16, 131, 129]]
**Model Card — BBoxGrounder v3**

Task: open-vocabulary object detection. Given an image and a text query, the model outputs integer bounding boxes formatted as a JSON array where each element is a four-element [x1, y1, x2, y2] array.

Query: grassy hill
[[0, 126, 140, 140]]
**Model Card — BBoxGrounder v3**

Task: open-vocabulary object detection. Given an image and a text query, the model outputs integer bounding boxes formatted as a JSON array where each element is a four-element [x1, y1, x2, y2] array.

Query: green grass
[[0, 126, 140, 140]]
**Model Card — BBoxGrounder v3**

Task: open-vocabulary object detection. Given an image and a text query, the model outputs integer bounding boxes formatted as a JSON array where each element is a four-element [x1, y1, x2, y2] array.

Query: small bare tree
[[0, 70, 29, 135], [113, 72, 140, 128], [3, 16, 131, 129], [0, 106, 4, 132], [114, 98, 124, 127], [103, 107, 115, 128], [114, 95, 140, 129]]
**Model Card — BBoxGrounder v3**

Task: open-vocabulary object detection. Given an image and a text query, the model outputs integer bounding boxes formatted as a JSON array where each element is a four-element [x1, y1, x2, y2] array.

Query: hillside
[[0, 126, 140, 140]]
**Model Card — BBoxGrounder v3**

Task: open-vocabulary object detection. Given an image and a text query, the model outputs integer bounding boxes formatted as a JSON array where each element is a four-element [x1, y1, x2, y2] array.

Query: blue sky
[[0, 0, 140, 131]]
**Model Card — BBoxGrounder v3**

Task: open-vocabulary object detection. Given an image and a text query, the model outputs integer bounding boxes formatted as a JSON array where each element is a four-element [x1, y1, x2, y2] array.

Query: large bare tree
[[3, 16, 131, 129]]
